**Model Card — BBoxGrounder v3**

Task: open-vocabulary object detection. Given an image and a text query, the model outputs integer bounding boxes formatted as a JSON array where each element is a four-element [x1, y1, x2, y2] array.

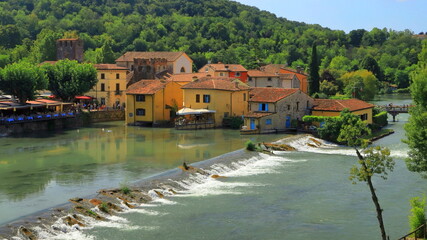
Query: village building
[[311, 98, 375, 124], [259, 64, 309, 94], [115, 51, 193, 75], [164, 72, 211, 85], [125, 80, 183, 126], [84, 64, 129, 108], [247, 70, 300, 89], [242, 88, 313, 134], [198, 63, 248, 82], [180, 77, 250, 127]]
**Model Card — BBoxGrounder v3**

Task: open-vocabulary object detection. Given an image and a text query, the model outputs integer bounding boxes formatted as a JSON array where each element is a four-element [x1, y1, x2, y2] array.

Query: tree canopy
[[0, 61, 47, 104], [42, 59, 97, 102]]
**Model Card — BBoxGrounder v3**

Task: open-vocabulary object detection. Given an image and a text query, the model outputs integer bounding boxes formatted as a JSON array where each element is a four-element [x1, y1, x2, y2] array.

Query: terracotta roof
[[313, 99, 374, 112], [126, 80, 168, 95], [249, 88, 299, 103], [247, 70, 279, 77], [260, 64, 287, 73], [199, 64, 247, 72], [93, 64, 128, 70], [166, 73, 211, 82], [116, 52, 187, 62], [244, 112, 274, 118], [281, 67, 308, 76], [280, 73, 296, 80], [181, 77, 250, 91]]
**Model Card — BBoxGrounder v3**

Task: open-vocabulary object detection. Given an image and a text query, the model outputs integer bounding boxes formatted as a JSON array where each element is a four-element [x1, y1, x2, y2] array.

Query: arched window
[[180, 67, 186, 73]]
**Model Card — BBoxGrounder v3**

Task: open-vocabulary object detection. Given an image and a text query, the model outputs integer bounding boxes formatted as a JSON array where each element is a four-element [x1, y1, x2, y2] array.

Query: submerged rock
[[263, 143, 296, 151], [309, 138, 322, 147], [211, 174, 227, 179], [20, 227, 37, 240]]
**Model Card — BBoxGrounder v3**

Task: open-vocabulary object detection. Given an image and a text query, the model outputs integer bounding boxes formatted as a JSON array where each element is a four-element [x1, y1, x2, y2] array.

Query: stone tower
[[131, 58, 169, 84], [56, 38, 84, 62]]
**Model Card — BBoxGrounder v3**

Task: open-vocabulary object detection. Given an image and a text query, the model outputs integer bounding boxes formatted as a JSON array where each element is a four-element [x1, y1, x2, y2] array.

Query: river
[[1, 94, 426, 240]]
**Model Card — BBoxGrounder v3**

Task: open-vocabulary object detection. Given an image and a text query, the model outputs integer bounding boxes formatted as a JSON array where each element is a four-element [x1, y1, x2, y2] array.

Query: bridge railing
[[397, 222, 426, 240], [0, 111, 78, 125]]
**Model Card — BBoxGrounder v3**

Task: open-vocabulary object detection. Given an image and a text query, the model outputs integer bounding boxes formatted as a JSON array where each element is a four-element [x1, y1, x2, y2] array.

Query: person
[[182, 161, 190, 170]]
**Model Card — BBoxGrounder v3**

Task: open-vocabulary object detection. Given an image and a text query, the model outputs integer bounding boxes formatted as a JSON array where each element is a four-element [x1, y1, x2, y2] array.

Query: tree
[[337, 109, 394, 240], [361, 55, 384, 82], [0, 62, 48, 104], [340, 70, 379, 100], [30, 29, 61, 63], [42, 60, 98, 102], [309, 43, 320, 95]]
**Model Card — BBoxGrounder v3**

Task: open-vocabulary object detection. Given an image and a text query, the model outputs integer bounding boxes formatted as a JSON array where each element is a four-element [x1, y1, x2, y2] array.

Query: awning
[[176, 108, 216, 116], [75, 96, 93, 100]]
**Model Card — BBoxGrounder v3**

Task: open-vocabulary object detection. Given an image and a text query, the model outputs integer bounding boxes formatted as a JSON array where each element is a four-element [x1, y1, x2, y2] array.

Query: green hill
[[0, 0, 422, 88]]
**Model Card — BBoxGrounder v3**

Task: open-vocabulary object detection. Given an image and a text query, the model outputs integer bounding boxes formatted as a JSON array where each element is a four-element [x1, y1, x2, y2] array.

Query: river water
[[1, 94, 426, 240]]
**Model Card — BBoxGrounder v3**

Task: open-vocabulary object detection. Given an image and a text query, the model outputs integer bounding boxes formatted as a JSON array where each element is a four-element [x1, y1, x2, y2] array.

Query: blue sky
[[234, 0, 426, 33]]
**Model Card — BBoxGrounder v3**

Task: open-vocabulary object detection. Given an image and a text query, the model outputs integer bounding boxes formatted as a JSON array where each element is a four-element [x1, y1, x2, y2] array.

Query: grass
[[362, 129, 394, 141]]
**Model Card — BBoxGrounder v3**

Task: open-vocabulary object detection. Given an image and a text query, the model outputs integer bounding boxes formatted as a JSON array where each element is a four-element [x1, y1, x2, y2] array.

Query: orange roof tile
[[249, 88, 299, 103], [313, 99, 374, 112], [199, 64, 247, 72], [181, 77, 250, 91], [126, 80, 168, 95], [116, 52, 187, 62], [280, 73, 296, 80], [260, 64, 287, 73], [281, 67, 308, 76], [244, 112, 274, 118], [166, 72, 211, 82], [247, 70, 279, 77], [93, 64, 128, 70]]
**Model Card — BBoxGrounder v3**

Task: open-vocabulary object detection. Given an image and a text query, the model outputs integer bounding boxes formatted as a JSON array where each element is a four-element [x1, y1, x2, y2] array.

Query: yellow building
[[126, 80, 183, 125], [181, 77, 250, 127], [85, 64, 129, 108], [311, 99, 374, 124]]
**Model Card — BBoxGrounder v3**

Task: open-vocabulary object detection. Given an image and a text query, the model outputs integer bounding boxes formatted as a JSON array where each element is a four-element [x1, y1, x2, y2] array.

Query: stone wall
[[88, 110, 125, 123]]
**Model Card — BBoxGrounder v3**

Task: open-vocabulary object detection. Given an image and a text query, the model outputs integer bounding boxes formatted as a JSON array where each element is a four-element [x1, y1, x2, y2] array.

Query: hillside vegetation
[[0, 0, 422, 89]]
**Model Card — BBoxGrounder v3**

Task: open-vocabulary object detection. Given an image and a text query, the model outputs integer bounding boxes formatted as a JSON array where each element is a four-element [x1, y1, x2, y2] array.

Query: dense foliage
[[373, 111, 388, 128], [42, 59, 97, 101], [0, 0, 421, 87], [0, 61, 47, 103], [404, 42, 427, 176], [408, 196, 426, 238]]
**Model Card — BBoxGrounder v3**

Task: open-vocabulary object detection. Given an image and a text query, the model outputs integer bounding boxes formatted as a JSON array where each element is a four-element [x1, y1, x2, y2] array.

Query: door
[[285, 116, 291, 128], [250, 119, 256, 130]]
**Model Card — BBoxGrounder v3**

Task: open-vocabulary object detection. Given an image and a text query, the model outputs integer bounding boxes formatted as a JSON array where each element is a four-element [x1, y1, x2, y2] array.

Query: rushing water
[[1, 94, 426, 240]]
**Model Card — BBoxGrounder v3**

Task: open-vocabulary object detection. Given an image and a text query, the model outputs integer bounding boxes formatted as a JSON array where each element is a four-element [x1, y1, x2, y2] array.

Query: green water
[[1, 93, 426, 240], [0, 124, 285, 225]]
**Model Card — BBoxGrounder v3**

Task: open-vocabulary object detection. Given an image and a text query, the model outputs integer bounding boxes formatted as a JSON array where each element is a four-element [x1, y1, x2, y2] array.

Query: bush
[[373, 111, 388, 127], [408, 196, 426, 238], [245, 140, 256, 151], [302, 115, 339, 123], [394, 87, 410, 93], [317, 117, 343, 143], [223, 117, 244, 129]]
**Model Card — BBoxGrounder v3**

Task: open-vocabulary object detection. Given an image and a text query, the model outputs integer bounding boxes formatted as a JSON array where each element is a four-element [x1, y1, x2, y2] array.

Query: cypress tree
[[309, 43, 320, 95]]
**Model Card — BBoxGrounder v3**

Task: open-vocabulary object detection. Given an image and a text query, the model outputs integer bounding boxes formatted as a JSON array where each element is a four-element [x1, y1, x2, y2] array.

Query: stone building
[[130, 58, 169, 85], [56, 38, 84, 62], [242, 88, 313, 134]]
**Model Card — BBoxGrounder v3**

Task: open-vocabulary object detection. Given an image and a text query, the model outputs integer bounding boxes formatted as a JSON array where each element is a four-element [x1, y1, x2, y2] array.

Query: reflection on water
[[0, 122, 285, 225]]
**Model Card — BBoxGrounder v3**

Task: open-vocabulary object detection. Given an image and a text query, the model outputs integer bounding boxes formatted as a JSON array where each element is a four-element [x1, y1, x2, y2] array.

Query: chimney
[[192, 76, 198, 81]]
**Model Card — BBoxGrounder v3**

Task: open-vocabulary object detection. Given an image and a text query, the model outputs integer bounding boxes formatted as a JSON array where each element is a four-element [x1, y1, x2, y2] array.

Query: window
[[101, 98, 106, 105], [243, 93, 246, 101], [296, 102, 300, 111], [101, 83, 105, 92], [248, 77, 252, 82], [136, 95, 145, 102], [196, 94, 200, 103], [180, 67, 186, 73], [361, 113, 368, 121], [268, 77, 272, 81], [287, 105, 291, 111], [266, 119, 272, 125], [235, 72, 241, 77], [307, 101, 310, 109], [203, 95, 210, 103], [220, 72, 225, 76], [116, 83, 120, 91], [224, 112, 229, 117], [136, 108, 146, 116], [258, 103, 268, 111], [101, 73, 105, 79], [116, 73, 120, 79]]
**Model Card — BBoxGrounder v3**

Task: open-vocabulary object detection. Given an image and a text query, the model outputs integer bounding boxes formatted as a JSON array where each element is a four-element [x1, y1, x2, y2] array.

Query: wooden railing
[[398, 223, 426, 240]]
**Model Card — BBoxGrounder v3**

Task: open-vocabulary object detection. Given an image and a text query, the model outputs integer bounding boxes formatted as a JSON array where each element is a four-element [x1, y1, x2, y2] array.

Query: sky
[[234, 0, 426, 33]]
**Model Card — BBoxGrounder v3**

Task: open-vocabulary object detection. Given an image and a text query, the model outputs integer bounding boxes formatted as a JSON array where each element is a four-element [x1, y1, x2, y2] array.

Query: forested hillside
[[0, 0, 422, 89]]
